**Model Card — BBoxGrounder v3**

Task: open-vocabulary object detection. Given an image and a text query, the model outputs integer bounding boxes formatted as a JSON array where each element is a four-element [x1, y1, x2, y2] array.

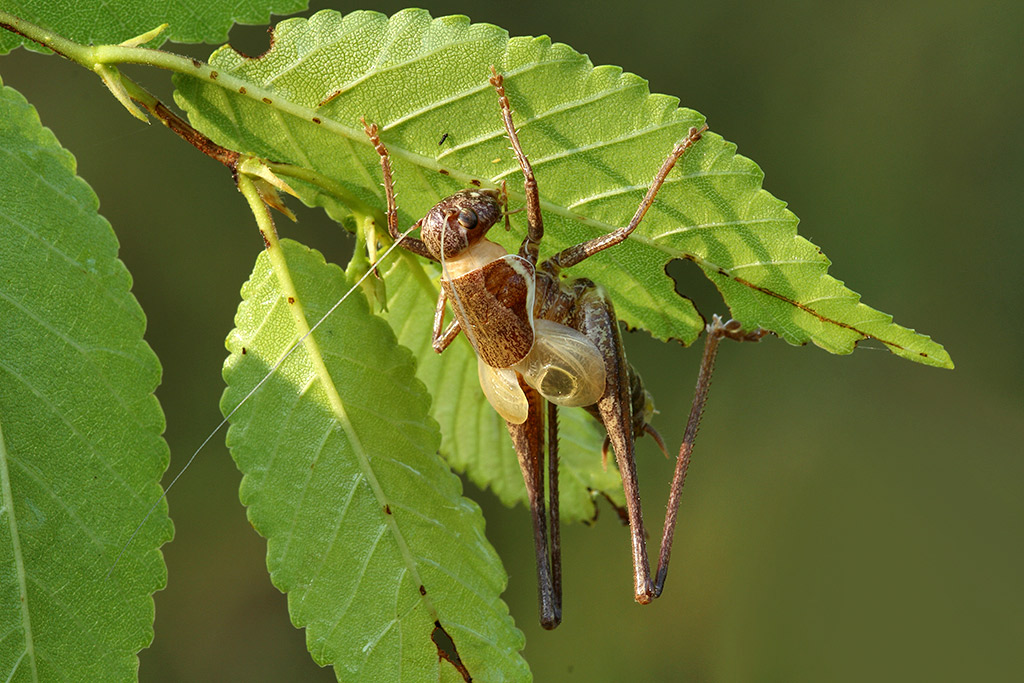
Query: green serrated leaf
[[172, 8, 949, 520], [172, 7, 952, 371], [221, 239, 528, 681], [0, 0, 308, 54], [0, 78, 172, 681]]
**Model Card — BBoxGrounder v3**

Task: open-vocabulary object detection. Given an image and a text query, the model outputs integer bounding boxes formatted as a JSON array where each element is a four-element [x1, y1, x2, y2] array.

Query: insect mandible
[[361, 67, 765, 629]]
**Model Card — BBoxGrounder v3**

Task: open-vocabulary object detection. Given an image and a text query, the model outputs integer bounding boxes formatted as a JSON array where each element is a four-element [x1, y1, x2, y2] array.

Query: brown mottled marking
[[444, 255, 535, 367], [191, 59, 202, 68], [262, 97, 272, 104], [209, 71, 218, 80], [439, 169, 450, 176], [238, 86, 247, 94], [469, 179, 482, 187], [311, 117, 321, 124], [287, 296, 295, 304]]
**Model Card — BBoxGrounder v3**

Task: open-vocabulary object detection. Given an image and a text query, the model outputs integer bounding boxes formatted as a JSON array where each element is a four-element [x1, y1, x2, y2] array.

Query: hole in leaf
[[666, 257, 725, 325], [431, 620, 472, 681]]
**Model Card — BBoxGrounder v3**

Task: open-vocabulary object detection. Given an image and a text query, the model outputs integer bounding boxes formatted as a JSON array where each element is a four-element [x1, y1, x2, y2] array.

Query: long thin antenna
[[107, 225, 417, 576]]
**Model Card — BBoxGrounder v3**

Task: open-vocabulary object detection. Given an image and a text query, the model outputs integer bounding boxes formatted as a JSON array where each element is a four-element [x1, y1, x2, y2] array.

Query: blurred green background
[[2, 0, 1021, 680]]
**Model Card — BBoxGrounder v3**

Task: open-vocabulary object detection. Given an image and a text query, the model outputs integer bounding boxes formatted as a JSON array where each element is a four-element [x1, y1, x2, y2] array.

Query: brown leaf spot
[[209, 71, 218, 80], [383, 504, 392, 515], [238, 86, 247, 94], [262, 97, 273, 104], [318, 89, 343, 108], [287, 296, 295, 304], [312, 117, 322, 124], [419, 585, 427, 596]]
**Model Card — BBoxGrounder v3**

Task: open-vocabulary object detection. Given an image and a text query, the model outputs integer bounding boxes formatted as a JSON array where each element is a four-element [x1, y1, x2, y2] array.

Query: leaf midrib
[[0, 417, 39, 682], [264, 243, 444, 630]]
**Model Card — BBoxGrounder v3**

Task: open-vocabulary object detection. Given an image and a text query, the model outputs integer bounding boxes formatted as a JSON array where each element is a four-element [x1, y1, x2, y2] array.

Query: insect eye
[[457, 208, 478, 229]]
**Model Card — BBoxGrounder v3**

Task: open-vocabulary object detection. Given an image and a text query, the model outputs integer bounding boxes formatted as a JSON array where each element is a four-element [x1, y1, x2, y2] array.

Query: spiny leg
[[547, 401, 562, 617], [550, 124, 708, 271], [360, 117, 433, 260], [653, 315, 767, 597], [506, 378, 561, 628], [489, 67, 544, 266], [564, 280, 655, 603]]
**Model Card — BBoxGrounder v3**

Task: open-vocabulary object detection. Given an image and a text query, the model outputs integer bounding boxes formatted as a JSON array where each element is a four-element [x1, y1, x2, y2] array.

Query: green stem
[[266, 162, 384, 228], [237, 174, 281, 252], [0, 11, 371, 149], [0, 12, 490, 194], [0, 12, 397, 227], [1, 11, 445, 296]]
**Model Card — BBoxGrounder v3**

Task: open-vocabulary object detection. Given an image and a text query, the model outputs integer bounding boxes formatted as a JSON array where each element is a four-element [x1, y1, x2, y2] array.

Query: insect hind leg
[[653, 315, 768, 597], [556, 278, 655, 603]]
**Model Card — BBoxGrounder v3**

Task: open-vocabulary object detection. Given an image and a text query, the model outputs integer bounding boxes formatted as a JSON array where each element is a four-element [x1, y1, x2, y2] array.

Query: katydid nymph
[[362, 67, 766, 629]]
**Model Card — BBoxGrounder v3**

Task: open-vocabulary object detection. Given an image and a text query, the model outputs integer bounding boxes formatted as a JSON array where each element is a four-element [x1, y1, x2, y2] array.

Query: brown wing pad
[[444, 254, 536, 367]]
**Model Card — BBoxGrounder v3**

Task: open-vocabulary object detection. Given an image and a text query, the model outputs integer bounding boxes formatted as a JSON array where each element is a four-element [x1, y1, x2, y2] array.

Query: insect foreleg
[[431, 288, 461, 353], [361, 117, 434, 260], [489, 68, 543, 266]]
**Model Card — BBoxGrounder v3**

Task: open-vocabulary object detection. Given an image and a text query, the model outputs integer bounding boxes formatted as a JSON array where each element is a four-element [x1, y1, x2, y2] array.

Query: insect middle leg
[[550, 124, 707, 271], [505, 378, 562, 628]]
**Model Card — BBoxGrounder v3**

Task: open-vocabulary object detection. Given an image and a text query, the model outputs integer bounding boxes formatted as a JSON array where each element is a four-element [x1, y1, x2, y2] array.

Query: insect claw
[[644, 424, 670, 458], [488, 65, 502, 87]]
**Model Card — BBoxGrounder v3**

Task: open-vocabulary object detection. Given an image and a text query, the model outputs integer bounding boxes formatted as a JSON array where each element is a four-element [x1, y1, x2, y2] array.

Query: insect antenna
[[107, 224, 419, 577]]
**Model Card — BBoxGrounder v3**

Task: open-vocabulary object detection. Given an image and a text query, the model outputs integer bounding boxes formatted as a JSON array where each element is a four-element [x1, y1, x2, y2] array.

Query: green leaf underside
[[173, 8, 951, 370], [0, 0, 308, 53], [221, 239, 528, 681], [0, 78, 171, 681], [380, 255, 626, 521]]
